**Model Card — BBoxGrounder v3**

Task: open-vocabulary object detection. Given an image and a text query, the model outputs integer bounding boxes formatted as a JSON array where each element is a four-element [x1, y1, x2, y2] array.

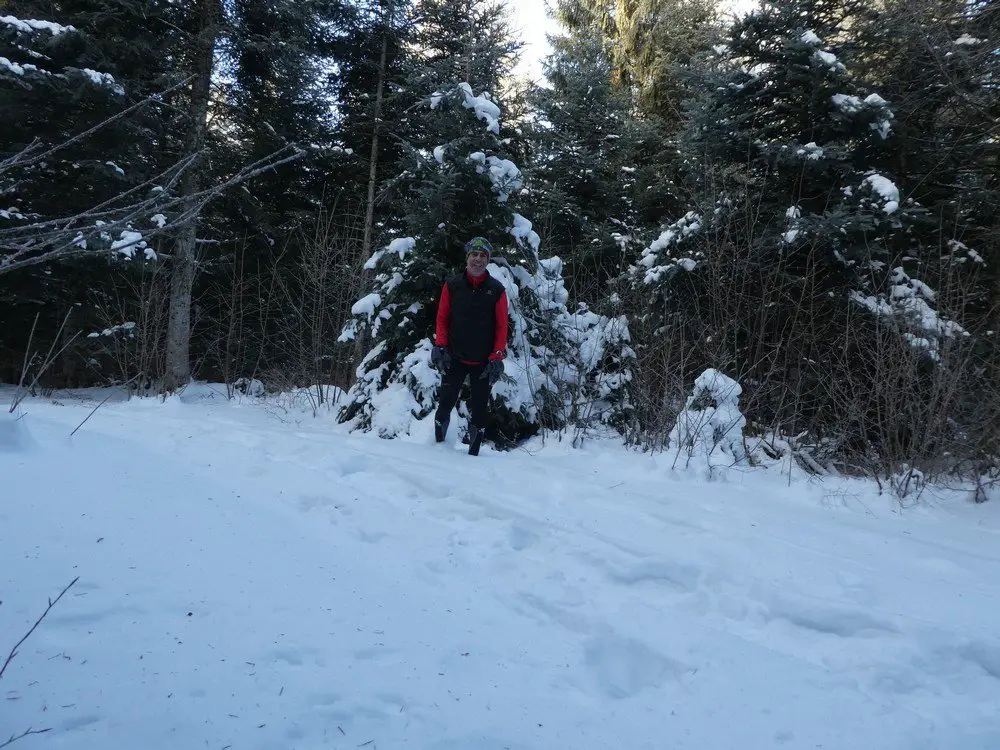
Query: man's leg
[[434, 362, 466, 442], [467, 363, 489, 455]]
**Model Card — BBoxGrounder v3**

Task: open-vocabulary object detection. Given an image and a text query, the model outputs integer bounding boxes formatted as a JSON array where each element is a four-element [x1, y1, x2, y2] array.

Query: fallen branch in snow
[[70, 390, 118, 437], [0, 727, 52, 749], [0, 578, 79, 745], [0, 577, 79, 681]]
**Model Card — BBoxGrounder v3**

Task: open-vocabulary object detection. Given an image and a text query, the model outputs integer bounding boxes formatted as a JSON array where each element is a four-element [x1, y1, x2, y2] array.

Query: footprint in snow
[[60, 715, 101, 731], [763, 595, 899, 638], [508, 524, 539, 551], [584, 631, 693, 699], [610, 559, 703, 594]]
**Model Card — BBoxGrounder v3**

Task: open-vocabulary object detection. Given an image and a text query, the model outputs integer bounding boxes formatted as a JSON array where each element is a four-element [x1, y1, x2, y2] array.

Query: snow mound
[[0, 411, 36, 452], [668, 369, 747, 472]]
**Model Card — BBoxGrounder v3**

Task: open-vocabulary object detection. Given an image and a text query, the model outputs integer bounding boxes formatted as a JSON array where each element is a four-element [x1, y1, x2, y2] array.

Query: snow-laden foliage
[[0, 14, 123, 92], [339, 82, 633, 445], [668, 368, 748, 470], [628, 1, 963, 362]]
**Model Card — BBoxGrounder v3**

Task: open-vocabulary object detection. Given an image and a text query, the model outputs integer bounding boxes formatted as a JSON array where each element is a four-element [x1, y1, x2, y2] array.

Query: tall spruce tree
[[852, 0, 999, 327], [557, 0, 717, 122], [527, 31, 647, 298]]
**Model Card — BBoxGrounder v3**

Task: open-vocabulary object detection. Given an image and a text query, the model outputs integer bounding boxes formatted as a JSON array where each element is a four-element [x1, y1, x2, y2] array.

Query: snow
[[150, 213, 167, 228], [832, 93, 864, 113], [509, 213, 540, 251], [813, 50, 840, 68], [433, 145, 446, 164], [87, 321, 137, 339], [351, 292, 382, 317], [668, 368, 747, 469], [850, 268, 968, 359], [3, 389, 1000, 750], [639, 212, 702, 283], [111, 230, 155, 260], [458, 82, 501, 135], [1, 56, 25, 76], [796, 141, 824, 160], [364, 236, 415, 271], [0, 15, 76, 35], [955, 34, 982, 46], [799, 30, 822, 45], [78, 68, 124, 95], [485, 156, 523, 203], [862, 173, 900, 213]]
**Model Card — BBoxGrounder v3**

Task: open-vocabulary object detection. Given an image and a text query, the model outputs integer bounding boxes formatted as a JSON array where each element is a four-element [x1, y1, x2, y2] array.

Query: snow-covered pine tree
[[628, 0, 970, 448], [338, 74, 634, 443]]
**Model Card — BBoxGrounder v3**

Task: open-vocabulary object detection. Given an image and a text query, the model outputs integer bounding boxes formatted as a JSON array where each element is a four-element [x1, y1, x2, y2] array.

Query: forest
[[1, 0, 997, 489]]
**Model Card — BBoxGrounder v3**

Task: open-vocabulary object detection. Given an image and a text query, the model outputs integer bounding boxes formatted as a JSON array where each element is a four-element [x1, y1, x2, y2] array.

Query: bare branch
[[0, 727, 52, 750], [0, 577, 79, 682]]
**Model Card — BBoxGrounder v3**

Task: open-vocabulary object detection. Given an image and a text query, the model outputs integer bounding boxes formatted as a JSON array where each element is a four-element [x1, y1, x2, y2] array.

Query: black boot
[[468, 424, 484, 456], [434, 416, 449, 443]]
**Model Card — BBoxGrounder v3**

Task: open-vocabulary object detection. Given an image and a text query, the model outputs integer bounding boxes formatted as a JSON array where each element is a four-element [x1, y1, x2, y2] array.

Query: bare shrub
[[82, 257, 169, 393], [620, 183, 1000, 491]]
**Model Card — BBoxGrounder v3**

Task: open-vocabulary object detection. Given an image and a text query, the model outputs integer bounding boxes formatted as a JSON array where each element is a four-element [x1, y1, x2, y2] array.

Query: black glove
[[483, 358, 504, 385], [431, 346, 451, 372]]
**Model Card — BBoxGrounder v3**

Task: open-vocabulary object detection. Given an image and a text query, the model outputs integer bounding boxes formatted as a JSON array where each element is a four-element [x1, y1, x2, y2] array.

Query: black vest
[[445, 272, 504, 363]]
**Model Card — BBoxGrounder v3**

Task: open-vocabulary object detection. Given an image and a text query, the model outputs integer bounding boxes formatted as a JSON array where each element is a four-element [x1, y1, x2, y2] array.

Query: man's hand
[[431, 346, 452, 372], [483, 359, 504, 385]]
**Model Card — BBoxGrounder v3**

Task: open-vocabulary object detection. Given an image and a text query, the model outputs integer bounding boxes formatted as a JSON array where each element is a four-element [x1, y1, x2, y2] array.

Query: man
[[431, 236, 508, 456]]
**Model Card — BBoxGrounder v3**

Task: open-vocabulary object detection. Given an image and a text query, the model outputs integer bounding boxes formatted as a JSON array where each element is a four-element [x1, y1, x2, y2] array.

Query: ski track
[[2, 393, 1000, 749]]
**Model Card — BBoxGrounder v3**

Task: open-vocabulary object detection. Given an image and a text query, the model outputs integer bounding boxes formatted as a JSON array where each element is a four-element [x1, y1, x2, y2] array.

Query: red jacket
[[435, 271, 508, 364]]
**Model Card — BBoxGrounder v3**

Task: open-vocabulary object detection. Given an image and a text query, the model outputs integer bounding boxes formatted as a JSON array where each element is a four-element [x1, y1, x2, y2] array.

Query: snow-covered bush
[[668, 369, 747, 472], [622, 0, 991, 477], [338, 81, 633, 446]]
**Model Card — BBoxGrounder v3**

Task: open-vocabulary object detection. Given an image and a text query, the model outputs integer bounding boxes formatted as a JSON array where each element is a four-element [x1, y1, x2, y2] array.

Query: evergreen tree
[[338, 6, 633, 445], [527, 31, 650, 298], [628, 0, 969, 445], [0, 2, 184, 383], [852, 0, 999, 327], [557, 0, 717, 122]]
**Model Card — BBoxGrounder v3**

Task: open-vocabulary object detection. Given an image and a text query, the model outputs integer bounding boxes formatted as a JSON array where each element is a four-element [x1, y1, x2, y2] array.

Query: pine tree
[[557, 0, 717, 122], [527, 31, 646, 298], [338, 0, 633, 444], [628, 0, 970, 445], [0, 2, 183, 383], [852, 0, 999, 327]]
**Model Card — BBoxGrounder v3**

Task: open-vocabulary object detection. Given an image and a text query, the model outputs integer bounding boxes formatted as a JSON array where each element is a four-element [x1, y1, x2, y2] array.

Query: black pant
[[435, 361, 489, 428]]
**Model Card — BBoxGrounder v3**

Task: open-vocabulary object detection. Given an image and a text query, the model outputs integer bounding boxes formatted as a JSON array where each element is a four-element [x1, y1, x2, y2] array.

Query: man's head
[[464, 236, 492, 277]]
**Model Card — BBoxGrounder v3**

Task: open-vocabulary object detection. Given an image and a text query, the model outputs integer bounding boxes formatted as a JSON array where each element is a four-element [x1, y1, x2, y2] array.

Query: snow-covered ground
[[2, 385, 999, 750]]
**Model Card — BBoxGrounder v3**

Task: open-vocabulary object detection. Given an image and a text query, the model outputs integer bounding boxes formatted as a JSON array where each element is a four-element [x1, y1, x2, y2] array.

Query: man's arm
[[435, 282, 451, 346], [489, 290, 509, 360]]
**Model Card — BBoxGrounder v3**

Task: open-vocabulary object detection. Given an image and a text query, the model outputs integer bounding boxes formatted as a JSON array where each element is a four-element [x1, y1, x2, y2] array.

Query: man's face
[[466, 250, 489, 276]]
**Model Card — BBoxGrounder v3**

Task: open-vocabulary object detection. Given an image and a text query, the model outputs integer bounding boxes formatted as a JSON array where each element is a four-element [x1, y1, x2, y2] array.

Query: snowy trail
[[2, 390, 1000, 749]]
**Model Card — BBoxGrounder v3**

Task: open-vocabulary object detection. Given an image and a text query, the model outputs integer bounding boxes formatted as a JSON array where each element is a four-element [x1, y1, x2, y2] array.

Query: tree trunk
[[162, 0, 220, 392], [361, 0, 394, 264]]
